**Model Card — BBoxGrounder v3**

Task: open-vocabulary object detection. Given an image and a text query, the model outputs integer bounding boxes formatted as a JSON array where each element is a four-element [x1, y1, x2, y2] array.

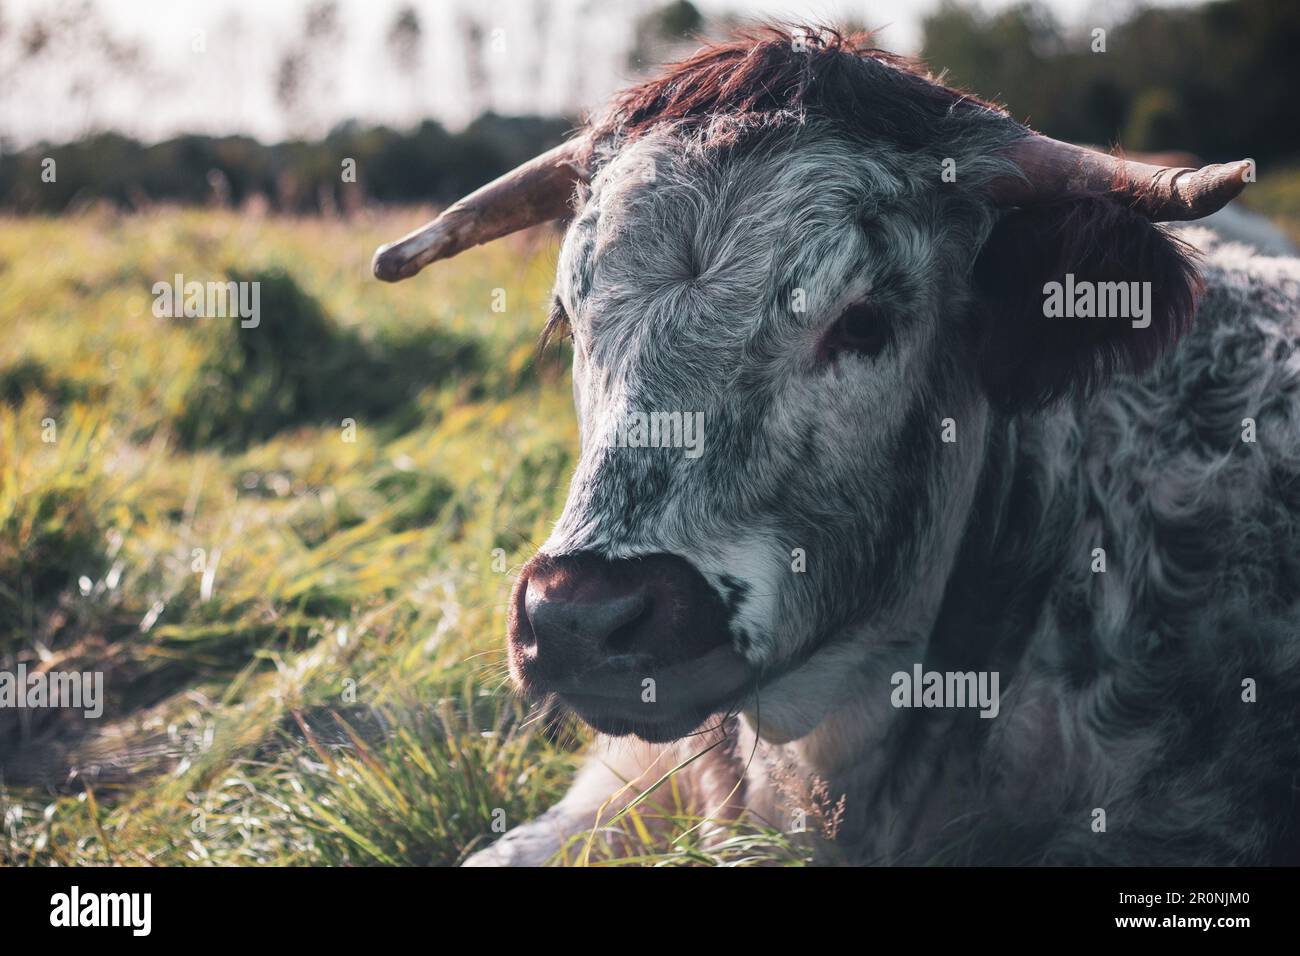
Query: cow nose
[[508, 551, 736, 689], [525, 586, 650, 654]]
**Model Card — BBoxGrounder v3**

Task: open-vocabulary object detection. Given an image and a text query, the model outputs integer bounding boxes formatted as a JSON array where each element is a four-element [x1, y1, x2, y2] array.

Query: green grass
[[0, 207, 804, 866], [5, 175, 1299, 867]]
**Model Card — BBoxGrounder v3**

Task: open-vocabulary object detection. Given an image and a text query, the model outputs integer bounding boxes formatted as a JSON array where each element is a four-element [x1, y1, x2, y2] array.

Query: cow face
[[508, 127, 997, 741], [508, 120, 1211, 742], [372, 30, 1243, 745]]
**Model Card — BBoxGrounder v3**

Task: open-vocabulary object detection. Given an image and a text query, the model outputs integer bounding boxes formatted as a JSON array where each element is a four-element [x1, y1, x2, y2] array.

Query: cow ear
[[970, 196, 1202, 410]]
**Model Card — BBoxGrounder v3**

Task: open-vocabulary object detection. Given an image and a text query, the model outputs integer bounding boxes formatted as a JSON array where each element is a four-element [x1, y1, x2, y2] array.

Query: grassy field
[[0, 207, 807, 866], [5, 180, 1297, 867]]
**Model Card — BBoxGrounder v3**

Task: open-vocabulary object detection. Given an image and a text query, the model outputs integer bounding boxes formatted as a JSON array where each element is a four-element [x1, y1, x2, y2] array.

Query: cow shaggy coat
[[458, 29, 1300, 866]]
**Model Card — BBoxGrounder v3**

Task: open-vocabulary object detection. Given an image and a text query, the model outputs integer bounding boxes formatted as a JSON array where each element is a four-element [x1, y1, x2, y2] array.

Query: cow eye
[[818, 302, 889, 364], [542, 295, 572, 347]]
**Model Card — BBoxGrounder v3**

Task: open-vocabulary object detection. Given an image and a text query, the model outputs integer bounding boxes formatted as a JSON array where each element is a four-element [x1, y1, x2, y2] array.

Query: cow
[[373, 28, 1300, 866]]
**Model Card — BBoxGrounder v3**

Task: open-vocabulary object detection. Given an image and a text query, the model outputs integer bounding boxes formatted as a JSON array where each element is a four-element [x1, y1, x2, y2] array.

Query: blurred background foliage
[[922, 0, 1299, 162], [2, 0, 1296, 215]]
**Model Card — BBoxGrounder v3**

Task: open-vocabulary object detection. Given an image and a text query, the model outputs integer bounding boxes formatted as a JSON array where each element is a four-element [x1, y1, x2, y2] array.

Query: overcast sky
[[0, 0, 1193, 148]]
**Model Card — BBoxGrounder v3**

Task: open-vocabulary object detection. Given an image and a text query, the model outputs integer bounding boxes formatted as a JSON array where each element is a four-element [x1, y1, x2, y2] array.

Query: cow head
[[374, 28, 1250, 744]]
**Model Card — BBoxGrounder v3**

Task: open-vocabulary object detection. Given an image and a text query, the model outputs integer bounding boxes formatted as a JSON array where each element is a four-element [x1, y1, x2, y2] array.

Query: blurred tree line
[[0, 113, 573, 214], [922, 0, 1299, 163], [0, 0, 1293, 214]]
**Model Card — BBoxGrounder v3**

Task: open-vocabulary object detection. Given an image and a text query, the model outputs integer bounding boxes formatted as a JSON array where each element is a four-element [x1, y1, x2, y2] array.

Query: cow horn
[[372, 137, 592, 282], [993, 134, 1253, 222]]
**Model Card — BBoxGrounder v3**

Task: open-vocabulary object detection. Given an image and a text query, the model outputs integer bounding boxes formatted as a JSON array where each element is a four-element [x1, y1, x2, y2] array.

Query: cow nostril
[[602, 597, 653, 653], [576, 590, 650, 652], [525, 586, 651, 657]]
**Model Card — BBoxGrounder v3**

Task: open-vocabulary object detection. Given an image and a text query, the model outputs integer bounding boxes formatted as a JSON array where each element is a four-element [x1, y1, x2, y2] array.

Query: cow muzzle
[[508, 551, 755, 742]]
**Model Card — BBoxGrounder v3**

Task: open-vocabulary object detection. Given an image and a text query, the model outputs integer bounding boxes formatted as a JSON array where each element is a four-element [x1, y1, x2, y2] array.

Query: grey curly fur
[[472, 28, 1300, 866], [899, 231, 1300, 864]]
